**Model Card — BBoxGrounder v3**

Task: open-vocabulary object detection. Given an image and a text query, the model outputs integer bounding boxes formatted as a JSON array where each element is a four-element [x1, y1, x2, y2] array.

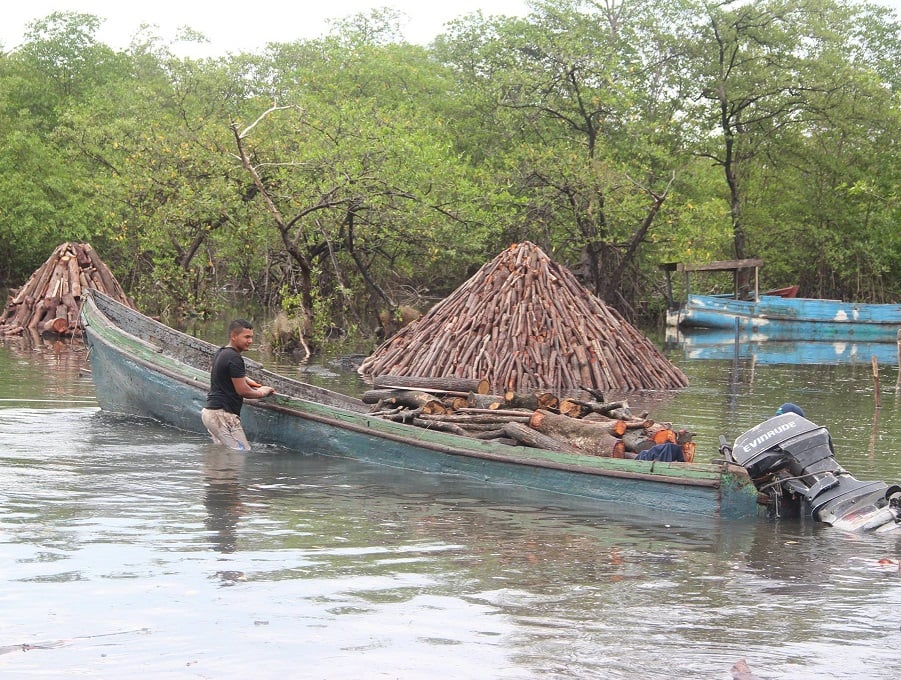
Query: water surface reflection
[[203, 448, 247, 555], [2, 343, 901, 679]]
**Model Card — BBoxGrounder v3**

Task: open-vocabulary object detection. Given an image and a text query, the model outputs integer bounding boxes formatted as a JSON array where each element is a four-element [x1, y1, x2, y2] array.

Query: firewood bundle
[[0, 242, 134, 337], [358, 241, 689, 393], [364, 374, 696, 462]]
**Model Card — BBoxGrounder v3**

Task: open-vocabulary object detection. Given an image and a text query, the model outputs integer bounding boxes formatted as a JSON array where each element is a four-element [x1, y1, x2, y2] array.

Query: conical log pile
[[358, 241, 689, 393], [0, 242, 134, 337]]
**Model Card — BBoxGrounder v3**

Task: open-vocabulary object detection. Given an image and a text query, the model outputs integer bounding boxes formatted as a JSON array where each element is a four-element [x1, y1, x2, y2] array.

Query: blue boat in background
[[662, 259, 901, 342]]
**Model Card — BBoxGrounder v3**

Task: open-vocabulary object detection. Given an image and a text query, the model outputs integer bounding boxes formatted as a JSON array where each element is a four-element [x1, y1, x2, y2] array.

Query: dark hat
[[776, 402, 804, 417]]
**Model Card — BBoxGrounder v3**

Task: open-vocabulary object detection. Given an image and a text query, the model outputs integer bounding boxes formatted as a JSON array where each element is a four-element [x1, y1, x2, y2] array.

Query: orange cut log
[[504, 390, 559, 411], [528, 409, 625, 457], [652, 428, 677, 444], [42, 317, 69, 334]]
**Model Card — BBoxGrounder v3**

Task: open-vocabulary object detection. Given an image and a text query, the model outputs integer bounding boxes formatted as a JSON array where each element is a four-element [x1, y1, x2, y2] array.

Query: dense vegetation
[[1, 0, 898, 343]]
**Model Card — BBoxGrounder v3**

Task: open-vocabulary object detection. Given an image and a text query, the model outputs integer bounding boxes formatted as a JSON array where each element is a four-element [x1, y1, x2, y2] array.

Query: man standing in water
[[201, 319, 275, 450]]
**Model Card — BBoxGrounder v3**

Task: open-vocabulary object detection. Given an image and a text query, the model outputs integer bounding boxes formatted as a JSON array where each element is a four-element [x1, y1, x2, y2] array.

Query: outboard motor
[[724, 413, 901, 532]]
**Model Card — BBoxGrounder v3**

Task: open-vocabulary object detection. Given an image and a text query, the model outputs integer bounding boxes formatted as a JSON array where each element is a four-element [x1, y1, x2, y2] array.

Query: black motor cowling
[[728, 413, 901, 532]]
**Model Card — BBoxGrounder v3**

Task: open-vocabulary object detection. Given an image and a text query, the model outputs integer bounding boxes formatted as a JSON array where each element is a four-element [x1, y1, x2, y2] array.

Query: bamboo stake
[[871, 356, 880, 409], [896, 329, 900, 389]]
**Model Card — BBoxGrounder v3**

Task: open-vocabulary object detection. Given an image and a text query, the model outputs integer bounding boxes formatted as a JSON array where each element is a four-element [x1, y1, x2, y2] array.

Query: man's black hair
[[228, 319, 253, 334]]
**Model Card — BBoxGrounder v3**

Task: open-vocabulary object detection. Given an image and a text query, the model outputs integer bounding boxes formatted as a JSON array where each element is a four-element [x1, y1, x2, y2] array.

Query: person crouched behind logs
[[201, 319, 275, 451], [774, 402, 804, 418]]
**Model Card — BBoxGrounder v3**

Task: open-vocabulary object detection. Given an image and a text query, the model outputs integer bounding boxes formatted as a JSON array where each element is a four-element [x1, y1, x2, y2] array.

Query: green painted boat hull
[[81, 290, 761, 520]]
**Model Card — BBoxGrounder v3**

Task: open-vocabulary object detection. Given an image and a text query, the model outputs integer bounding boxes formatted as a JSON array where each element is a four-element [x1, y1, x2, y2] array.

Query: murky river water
[[1, 333, 900, 679]]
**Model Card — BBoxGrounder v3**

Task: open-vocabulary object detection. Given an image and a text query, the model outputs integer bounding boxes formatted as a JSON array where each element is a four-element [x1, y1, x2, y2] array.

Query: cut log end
[[42, 317, 70, 335]]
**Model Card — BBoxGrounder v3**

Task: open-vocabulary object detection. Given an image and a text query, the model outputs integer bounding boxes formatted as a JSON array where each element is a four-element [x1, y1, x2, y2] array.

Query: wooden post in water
[[896, 329, 901, 388], [871, 355, 880, 409]]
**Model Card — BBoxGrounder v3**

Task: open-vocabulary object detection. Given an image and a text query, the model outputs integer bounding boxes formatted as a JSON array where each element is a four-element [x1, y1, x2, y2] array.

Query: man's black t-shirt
[[205, 346, 246, 415]]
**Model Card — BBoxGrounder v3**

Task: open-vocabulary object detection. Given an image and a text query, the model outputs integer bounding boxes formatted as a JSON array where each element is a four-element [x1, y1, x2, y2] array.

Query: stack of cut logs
[[364, 374, 696, 462], [358, 241, 689, 393], [0, 242, 134, 337]]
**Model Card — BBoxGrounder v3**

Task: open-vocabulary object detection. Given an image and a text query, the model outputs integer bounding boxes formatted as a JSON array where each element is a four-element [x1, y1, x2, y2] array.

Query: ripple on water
[[3, 353, 901, 678]]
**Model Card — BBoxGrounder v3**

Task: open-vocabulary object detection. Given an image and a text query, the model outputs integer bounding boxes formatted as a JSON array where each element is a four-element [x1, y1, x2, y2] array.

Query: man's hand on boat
[[236, 377, 275, 399], [251, 386, 275, 399]]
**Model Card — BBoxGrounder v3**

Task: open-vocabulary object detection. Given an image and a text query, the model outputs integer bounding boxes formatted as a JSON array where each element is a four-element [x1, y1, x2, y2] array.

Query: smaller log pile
[[364, 374, 696, 462], [0, 242, 134, 337]]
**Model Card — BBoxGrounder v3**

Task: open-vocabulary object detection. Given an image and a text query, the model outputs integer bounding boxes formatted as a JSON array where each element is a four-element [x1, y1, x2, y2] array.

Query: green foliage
[[434, 1, 697, 311], [224, 28, 499, 332], [0, 2, 897, 338], [679, 0, 900, 296]]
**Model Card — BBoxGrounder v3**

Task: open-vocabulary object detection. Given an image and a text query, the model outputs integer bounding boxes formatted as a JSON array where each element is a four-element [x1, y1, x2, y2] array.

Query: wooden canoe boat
[[663, 259, 901, 341], [80, 289, 760, 519]]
